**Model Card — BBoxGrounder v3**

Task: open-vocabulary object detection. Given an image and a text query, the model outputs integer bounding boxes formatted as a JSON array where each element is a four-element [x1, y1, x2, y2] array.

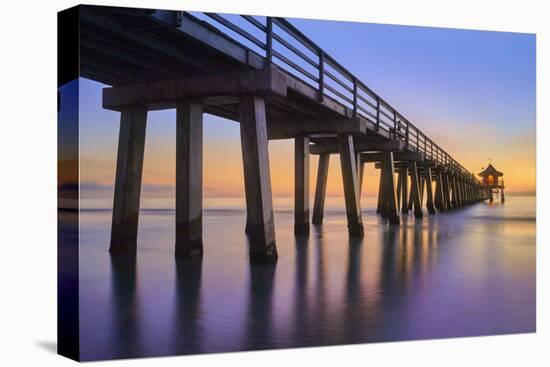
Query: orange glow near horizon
[[80, 114, 536, 197]]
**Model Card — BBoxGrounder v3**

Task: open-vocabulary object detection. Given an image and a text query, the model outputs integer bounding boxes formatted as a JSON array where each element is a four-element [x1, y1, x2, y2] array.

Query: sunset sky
[[79, 17, 535, 198]]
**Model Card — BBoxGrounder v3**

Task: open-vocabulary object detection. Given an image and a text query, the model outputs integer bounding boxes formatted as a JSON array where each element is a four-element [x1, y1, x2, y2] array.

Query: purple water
[[78, 196, 536, 361]]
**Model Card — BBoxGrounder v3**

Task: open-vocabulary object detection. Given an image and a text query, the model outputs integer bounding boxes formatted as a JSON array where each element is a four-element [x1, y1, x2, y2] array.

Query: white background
[[0, 0, 547, 365]]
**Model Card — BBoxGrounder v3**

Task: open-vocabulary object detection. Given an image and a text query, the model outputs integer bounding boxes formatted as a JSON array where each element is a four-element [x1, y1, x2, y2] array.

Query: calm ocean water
[[78, 196, 536, 361]]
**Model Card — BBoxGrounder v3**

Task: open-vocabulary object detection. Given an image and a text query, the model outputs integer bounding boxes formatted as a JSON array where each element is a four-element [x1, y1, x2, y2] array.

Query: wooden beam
[[312, 153, 330, 225], [238, 96, 278, 263], [175, 102, 204, 258], [374, 160, 434, 170], [110, 107, 148, 254], [310, 139, 403, 154], [80, 7, 233, 78], [268, 117, 366, 140], [361, 151, 424, 163], [294, 135, 310, 236], [153, 11, 265, 69], [103, 67, 288, 111]]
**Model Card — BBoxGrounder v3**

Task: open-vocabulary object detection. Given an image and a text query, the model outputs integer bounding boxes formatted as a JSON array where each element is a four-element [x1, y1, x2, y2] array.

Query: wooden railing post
[[318, 50, 325, 102], [405, 121, 410, 148], [393, 110, 397, 140], [352, 78, 358, 117], [423, 134, 427, 154], [376, 96, 380, 131], [265, 17, 273, 66]]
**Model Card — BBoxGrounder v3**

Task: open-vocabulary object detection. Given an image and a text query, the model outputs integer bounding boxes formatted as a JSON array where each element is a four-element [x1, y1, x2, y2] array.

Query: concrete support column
[[451, 175, 459, 208], [409, 162, 423, 218], [424, 167, 436, 214], [400, 166, 409, 214], [434, 171, 445, 212], [294, 135, 310, 236], [419, 175, 425, 207], [407, 177, 414, 212], [358, 159, 365, 198], [501, 188, 505, 203], [338, 134, 364, 237], [110, 107, 148, 255], [376, 167, 385, 214], [463, 183, 468, 203], [396, 171, 402, 210], [175, 102, 204, 258], [456, 177, 463, 207], [443, 172, 452, 210], [238, 95, 277, 263], [381, 152, 400, 225], [456, 176, 464, 207], [312, 153, 330, 225]]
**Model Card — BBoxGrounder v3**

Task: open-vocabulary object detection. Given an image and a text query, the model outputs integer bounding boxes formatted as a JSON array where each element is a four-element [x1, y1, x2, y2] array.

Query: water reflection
[[292, 237, 309, 345], [80, 198, 535, 360], [343, 237, 364, 342], [245, 262, 276, 350], [312, 226, 328, 345], [173, 257, 203, 354], [109, 254, 140, 358]]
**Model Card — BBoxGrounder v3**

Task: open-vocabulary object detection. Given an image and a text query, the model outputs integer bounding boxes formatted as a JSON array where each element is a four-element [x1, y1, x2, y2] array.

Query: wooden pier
[[78, 5, 492, 263]]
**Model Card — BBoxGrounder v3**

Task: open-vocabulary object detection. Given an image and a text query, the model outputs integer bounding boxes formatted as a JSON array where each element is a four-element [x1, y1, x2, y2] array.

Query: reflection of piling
[[173, 257, 203, 354], [344, 237, 364, 341], [246, 263, 276, 350], [292, 237, 310, 345], [109, 254, 140, 358]]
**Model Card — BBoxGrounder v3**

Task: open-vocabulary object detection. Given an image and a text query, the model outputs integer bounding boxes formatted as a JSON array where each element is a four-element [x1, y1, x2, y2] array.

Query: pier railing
[[188, 12, 480, 184]]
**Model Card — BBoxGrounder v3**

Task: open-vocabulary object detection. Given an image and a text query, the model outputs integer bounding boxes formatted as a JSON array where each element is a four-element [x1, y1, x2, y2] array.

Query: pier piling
[[91, 7, 496, 262], [294, 135, 310, 236], [409, 162, 423, 218], [424, 167, 436, 214], [338, 134, 364, 237], [400, 167, 409, 214], [175, 102, 204, 258], [110, 107, 148, 255], [238, 96, 278, 263], [312, 153, 330, 225], [381, 152, 400, 225]]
